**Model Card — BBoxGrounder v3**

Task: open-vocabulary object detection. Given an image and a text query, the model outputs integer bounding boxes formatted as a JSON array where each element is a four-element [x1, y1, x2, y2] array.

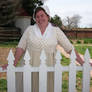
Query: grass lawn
[[0, 41, 92, 92], [0, 41, 18, 48]]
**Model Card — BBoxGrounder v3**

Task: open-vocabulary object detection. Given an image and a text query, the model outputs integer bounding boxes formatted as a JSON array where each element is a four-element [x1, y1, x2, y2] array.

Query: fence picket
[[23, 50, 31, 92], [82, 49, 90, 92], [54, 50, 62, 92], [7, 49, 16, 92], [69, 49, 76, 92], [39, 50, 47, 92]]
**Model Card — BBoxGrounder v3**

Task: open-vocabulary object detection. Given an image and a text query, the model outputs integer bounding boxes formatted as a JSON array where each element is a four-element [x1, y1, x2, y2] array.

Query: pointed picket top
[[55, 50, 62, 63], [84, 48, 90, 63], [7, 49, 15, 65], [40, 49, 46, 64], [24, 50, 31, 65], [70, 48, 76, 63]]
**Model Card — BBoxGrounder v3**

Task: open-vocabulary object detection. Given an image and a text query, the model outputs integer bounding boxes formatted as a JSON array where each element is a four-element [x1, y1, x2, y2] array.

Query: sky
[[43, 0, 92, 28]]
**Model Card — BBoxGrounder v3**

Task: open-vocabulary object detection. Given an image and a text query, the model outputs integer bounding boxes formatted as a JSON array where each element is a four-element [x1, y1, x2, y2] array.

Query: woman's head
[[34, 5, 50, 19], [34, 5, 50, 27]]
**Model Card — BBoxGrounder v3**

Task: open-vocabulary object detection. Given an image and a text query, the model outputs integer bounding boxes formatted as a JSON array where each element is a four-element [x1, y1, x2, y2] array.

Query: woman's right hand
[[2, 64, 8, 70]]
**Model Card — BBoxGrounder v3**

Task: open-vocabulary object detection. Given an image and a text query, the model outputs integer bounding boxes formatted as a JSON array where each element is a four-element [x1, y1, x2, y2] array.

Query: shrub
[[76, 40, 81, 44], [84, 38, 92, 44]]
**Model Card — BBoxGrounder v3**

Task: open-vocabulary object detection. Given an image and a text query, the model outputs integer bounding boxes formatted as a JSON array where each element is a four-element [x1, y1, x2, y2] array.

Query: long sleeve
[[56, 27, 73, 53]]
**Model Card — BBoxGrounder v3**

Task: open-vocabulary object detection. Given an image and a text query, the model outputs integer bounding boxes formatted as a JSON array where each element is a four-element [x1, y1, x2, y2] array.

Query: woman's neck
[[39, 23, 49, 35]]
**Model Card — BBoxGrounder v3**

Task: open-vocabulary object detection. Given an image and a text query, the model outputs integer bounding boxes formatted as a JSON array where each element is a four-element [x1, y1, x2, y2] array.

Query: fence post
[[82, 49, 90, 92], [69, 49, 76, 92], [23, 50, 31, 92], [39, 50, 47, 92], [54, 50, 62, 92], [7, 49, 16, 92]]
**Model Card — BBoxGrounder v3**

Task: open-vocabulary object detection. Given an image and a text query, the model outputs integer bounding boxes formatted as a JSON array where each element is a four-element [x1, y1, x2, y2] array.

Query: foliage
[[22, 0, 43, 25], [84, 38, 92, 44], [0, 0, 17, 27], [22, 0, 43, 16], [50, 15, 62, 28], [0, 79, 7, 91], [76, 40, 81, 44], [0, 0, 43, 26]]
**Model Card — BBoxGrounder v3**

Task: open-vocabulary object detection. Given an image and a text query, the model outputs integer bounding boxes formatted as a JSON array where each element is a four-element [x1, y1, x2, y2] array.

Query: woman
[[3, 5, 84, 92]]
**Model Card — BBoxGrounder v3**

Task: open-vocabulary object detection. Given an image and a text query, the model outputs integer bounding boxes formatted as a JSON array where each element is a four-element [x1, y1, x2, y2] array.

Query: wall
[[63, 29, 92, 39], [15, 16, 31, 35]]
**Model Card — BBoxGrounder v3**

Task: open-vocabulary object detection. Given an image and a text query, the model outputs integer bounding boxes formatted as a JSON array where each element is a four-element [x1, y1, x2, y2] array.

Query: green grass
[[62, 72, 69, 92], [75, 45, 92, 58], [84, 38, 92, 44], [70, 38, 92, 44], [0, 79, 7, 91], [0, 41, 18, 47]]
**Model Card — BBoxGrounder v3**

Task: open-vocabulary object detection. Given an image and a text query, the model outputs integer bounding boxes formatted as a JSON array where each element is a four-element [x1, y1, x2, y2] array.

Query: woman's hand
[[75, 52, 84, 66]]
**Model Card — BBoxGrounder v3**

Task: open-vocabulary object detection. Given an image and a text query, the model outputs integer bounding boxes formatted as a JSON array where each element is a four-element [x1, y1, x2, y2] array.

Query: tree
[[63, 14, 82, 29], [50, 15, 62, 28], [0, 0, 43, 26], [0, 0, 17, 27], [22, 0, 43, 25]]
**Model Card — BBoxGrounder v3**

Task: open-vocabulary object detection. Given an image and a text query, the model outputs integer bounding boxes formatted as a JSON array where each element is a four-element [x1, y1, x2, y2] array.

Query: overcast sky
[[44, 0, 92, 28]]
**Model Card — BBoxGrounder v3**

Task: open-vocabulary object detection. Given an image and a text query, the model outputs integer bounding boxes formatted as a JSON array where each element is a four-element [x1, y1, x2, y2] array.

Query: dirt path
[[74, 44, 92, 46], [0, 47, 16, 78], [0, 47, 16, 66]]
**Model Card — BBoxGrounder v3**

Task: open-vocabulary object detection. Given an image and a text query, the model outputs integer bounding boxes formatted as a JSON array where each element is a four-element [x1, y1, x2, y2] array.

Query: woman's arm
[[14, 48, 25, 66], [56, 28, 84, 65], [68, 49, 84, 65], [2, 48, 25, 70], [57, 45, 84, 65], [75, 50, 84, 65]]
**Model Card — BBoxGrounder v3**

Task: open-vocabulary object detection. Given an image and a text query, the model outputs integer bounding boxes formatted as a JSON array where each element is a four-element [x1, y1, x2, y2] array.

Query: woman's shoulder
[[25, 25, 36, 32], [26, 25, 35, 30], [51, 24, 62, 33]]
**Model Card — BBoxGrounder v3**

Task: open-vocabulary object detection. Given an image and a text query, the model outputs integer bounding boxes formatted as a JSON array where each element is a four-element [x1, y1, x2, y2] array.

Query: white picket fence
[[0, 48, 92, 92]]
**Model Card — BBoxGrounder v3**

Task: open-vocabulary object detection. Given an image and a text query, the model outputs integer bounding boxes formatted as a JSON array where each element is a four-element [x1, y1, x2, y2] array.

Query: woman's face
[[35, 10, 49, 27]]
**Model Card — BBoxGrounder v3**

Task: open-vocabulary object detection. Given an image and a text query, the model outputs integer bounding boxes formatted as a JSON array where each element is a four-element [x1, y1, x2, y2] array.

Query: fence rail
[[0, 49, 92, 92]]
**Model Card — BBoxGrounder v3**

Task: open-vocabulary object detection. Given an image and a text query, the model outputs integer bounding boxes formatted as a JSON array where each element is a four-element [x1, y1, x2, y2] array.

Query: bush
[[76, 40, 81, 44], [84, 38, 92, 44]]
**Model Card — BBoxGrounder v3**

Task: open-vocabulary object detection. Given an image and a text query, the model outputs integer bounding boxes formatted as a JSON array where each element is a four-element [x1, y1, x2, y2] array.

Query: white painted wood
[[7, 49, 16, 92], [7, 49, 15, 67], [82, 49, 90, 92], [23, 50, 31, 92], [69, 49, 76, 92], [39, 50, 47, 92], [54, 50, 62, 92], [24, 50, 31, 65], [0, 49, 92, 92]]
